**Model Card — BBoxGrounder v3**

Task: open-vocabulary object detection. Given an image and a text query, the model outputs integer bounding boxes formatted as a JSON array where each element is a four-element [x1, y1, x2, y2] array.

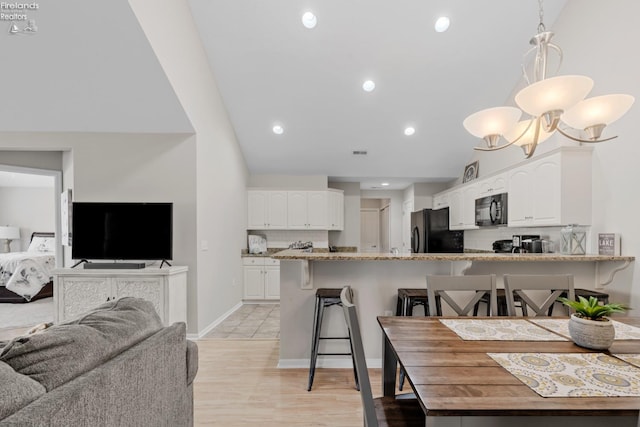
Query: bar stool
[[307, 288, 359, 392], [395, 289, 441, 391], [395, 288, 440, 316]]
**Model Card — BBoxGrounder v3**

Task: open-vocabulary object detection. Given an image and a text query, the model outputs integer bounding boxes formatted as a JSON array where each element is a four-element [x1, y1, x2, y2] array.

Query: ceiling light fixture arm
[[555, 126, 618, 144], [472, 118, 535, 152]]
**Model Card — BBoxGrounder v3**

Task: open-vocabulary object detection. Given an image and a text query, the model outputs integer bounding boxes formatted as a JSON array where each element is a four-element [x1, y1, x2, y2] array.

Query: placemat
[[613, 354, 640, 368], [488, 352, 640, 397], [531, 318, 640, 340], [439, 318, 568, 341]]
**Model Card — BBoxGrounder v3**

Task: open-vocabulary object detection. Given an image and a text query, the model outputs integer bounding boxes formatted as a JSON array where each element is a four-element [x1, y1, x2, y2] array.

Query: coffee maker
[[512, 234, 541, 253]]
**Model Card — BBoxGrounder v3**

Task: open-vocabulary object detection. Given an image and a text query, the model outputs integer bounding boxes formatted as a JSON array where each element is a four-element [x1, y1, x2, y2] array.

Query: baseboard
[[188, 300, 244, 340], [278, 358, 382, 369]]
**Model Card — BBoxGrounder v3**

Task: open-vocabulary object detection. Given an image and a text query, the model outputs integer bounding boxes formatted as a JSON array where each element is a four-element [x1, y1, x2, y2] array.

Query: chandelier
[[463, 1, 634, 159]]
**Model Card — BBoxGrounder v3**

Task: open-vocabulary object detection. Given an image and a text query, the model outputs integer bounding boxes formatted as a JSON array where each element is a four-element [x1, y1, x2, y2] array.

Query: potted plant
[[558, 296, 629, 350]]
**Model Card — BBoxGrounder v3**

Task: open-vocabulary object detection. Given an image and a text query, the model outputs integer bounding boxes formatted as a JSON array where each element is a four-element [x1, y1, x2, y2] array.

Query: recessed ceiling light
[[381, 182, 390, 187], [301, 12, 317, 29], [404, 127, 416, 136], [272, 125, 284, 135], [434, 16, 450, 33], [362, 80, 376, 92]]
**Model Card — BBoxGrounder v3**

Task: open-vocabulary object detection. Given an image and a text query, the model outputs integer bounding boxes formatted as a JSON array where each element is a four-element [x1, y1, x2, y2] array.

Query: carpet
[[0, 297, 54, 329]]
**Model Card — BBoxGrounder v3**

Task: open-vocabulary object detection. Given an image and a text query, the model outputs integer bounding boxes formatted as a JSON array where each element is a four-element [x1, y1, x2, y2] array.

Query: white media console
[[52, 266, 188, 326]]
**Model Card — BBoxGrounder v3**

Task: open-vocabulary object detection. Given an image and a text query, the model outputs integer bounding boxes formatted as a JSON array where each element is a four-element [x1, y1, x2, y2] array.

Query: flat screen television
[[71, 202, 173, 261]]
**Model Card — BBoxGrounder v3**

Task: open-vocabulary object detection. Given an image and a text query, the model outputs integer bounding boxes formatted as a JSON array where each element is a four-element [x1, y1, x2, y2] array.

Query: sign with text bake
[[598, 233, 621, 256]]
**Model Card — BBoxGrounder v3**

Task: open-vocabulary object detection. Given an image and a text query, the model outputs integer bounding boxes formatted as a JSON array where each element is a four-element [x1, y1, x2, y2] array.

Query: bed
[[0, 232, 56, 303]]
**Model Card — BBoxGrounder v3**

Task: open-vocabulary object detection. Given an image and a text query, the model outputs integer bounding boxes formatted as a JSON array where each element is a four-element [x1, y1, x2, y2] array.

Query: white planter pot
[[568, 314, 615, 350]]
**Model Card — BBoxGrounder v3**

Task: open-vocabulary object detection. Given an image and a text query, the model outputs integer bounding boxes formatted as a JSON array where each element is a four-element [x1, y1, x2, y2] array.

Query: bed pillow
[[27, 236, 55, 253]]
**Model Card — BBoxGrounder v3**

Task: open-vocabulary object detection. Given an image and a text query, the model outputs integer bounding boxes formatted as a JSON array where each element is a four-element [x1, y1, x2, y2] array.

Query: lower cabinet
[[243, 257, 280, 300], [53, 266, 188, 326]]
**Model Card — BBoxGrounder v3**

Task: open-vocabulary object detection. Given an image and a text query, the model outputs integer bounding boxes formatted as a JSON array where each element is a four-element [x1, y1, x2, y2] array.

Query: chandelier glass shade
[[464, 4, 634, 159]]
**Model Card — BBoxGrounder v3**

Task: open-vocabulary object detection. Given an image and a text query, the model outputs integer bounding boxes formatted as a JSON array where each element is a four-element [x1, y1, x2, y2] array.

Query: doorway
[[360, 198, 390, 253]]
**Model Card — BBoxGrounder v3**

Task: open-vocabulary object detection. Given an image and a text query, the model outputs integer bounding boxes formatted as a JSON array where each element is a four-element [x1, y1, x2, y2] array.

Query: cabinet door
[[114, 276, 164, 320], [448, 189, 464, 229], [433, 193, 449, 209], [247, 191, 267, 229], [243, 265, 265, 299], [478, 174, 507, 197], [532, 158, 562, 226], [264, 266, 280, 300], [328, 191, 344, 230], [287, 191, 308, 229], [307, 191, 328, 229], [59, 277, 112, 320], [267, 191, 288, 229], [507, 166, 533, 226], [462, 185, 479, 228]]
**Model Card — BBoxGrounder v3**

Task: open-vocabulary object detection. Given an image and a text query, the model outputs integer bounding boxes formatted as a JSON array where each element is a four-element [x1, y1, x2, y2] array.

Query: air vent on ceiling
[[352, 150, 368, 155]]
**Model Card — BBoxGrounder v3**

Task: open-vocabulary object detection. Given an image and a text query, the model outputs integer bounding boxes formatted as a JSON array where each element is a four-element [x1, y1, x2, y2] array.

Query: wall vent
[[352, 150, 368, 155]]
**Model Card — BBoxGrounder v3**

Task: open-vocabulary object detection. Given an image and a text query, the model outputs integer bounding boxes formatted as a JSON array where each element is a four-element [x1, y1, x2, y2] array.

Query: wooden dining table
[[378, 316, 640, 427]]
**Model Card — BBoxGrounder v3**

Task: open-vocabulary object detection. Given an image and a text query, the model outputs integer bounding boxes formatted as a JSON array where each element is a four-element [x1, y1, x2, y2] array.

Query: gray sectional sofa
[[0, 297, 198, 426]]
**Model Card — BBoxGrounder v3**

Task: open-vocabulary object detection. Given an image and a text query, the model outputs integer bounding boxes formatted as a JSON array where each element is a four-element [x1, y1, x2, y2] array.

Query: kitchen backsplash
[[249, 230, 329, 249], [464, 227, 567, 253]]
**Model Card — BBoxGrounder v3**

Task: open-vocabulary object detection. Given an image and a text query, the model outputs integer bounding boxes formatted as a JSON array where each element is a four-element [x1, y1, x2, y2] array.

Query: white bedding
[[0, 251, 55, 301]]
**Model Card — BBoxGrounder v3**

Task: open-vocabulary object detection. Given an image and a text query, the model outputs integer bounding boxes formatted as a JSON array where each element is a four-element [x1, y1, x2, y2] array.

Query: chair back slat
[[426, 275, 498, 316], [504, 274, 575, 317]]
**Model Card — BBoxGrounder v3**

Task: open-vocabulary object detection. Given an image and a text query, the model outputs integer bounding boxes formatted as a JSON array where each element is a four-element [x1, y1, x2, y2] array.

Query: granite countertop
[[270, 249, 635, 262], [242, 246, 357, 257]]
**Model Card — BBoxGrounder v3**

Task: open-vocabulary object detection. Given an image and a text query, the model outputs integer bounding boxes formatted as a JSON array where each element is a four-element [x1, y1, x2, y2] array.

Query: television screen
[[71, 202, 173, 261]]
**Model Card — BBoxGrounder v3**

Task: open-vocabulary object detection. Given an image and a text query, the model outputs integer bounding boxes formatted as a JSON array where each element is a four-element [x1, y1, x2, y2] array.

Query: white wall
[[0, 187, 55, 252], [129, 0, 250, 335], [248, 175, 328, 189]]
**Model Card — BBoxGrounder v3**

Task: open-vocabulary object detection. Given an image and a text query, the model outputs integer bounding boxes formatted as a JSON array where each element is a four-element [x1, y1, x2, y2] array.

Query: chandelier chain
[[537, 0, 546, 33]]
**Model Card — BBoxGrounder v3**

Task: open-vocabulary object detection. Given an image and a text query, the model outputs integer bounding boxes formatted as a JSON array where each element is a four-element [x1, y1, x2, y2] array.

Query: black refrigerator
[[410, 208, 464, 253]]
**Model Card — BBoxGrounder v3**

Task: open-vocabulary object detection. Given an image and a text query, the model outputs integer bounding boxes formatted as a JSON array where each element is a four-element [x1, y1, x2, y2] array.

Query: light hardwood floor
[[194, 338, 380, 426]]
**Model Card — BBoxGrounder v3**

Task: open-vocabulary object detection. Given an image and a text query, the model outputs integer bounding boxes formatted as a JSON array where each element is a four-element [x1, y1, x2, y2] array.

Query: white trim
[[188, 300, 243, 340], [277, 358, 382, 369]]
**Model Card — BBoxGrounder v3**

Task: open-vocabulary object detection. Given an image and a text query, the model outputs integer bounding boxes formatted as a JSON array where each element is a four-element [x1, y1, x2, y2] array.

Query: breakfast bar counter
[[273, 250, 634, 369]]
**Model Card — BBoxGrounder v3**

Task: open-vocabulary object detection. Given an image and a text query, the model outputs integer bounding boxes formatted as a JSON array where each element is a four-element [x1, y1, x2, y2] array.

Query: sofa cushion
[[0, 297, 163, 391], [0, 361, 46, 420]]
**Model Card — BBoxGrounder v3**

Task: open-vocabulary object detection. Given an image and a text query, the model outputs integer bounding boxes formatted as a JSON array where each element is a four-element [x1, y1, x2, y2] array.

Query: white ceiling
[[189, 0, 567, 189]]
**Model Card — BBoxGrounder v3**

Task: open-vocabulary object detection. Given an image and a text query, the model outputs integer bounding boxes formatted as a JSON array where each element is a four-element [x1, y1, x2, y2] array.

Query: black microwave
[[475, 193, 508, 226]]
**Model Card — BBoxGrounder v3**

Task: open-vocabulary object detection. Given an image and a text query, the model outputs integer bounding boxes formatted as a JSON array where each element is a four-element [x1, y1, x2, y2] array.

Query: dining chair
[[503, 274, 575, 317], [340, 286, 424, 427], [426, 275, 498, 316]]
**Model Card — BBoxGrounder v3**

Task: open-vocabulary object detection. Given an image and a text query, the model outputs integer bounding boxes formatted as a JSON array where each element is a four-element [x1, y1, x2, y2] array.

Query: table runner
[[439, 318, 568, 341], [488, 352, 640, 397], [531, 318, 640, 340]]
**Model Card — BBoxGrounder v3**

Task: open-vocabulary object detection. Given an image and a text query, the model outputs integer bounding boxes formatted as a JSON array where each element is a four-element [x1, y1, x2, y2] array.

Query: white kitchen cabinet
[[507, 148, 591, 227], [287, 191, 328, 229], [247, 190, 288, 229], [477, 173, 507, 197], [327, 189, 344, 230], [53, 266, 188, 326], [433, 192, 449, 209], [242, 257, 280, 300], [449, 185, 479, 230]]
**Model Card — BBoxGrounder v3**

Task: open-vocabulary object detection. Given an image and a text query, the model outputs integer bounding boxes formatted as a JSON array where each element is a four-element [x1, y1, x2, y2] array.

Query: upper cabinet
[[448, 185, 479, 230], [288, 191, 328, 229], [433, 192, 449, 210], [327, 190, 344, 230], [476, 173, 507, 197], [507, 149, 592, 227], [247, 191, 288, 229], [248, 189, 343, 230]]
